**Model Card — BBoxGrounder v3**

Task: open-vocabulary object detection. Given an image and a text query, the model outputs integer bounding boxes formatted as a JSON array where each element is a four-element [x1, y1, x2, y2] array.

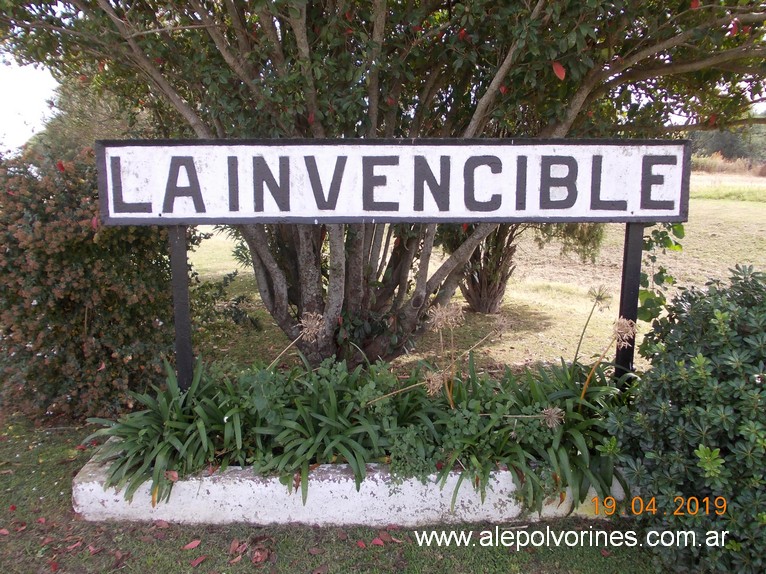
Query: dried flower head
[[587, 285, 612, 311], [614, 317, 638, 350], [428, 302, 465, 331], [299, 311, 323, 344], [541, 406, 565, 429], [424, 370, 446, 397]]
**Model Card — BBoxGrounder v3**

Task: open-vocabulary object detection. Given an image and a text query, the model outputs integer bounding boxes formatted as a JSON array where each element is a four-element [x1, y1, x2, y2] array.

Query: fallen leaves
[[228, 537, 249, 564], [251, 546, 270, 564], [351, 529, 406, 550], [189, 555, 207, 567], [182, 538, 201, 550], [0, 528, 9, 536], [87, 544, 102, 555], [227, 535, 275, 567]]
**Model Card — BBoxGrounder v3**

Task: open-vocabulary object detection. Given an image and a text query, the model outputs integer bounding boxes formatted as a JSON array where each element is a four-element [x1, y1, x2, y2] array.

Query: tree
[[23, 76, 156, 170], [690, 113, 766, 161], [2, 1, 764, 363], [437, 222, 603, 314]]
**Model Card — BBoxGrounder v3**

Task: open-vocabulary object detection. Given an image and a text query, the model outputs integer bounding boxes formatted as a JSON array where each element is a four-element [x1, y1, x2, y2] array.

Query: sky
[[0, 60, 59, 152]]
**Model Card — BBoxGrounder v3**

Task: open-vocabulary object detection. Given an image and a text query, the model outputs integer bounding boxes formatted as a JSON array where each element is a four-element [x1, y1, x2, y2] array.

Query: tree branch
[[539, 65, 605, 138], [125, 23, 210, 38], [239, 224, 295, 337], [296, 225, 323, 314], [187, 0, 260, 97], [424, 222, 497, 297], [410, 224, 437, 312], [600, 46, 766, 95], [462, 0, 547, 138], [323, 224, 346, 341], [620, 116, 766, 135], [255, 4, 287, 78], [286, 2, 327, 138], [408, 66, 447, 137], [92, 0, 214, 138], [224, 0, 253, 55], [609, 12, 766, 81], [366, 0, 388, 137]]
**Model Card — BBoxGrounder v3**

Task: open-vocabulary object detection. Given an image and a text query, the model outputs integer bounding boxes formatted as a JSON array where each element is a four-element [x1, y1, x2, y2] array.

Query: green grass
[[689, 172, 765, 202], [0, 420, 653, 573]]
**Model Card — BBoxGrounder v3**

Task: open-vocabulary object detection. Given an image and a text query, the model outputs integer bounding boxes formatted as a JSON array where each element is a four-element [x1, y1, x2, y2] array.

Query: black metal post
[[615, 222, 645, 377], [168, 225, 194, 390]]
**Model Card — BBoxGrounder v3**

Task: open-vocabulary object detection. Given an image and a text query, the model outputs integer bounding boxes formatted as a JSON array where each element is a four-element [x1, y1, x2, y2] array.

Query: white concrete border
[[73, 453, 623, 526]]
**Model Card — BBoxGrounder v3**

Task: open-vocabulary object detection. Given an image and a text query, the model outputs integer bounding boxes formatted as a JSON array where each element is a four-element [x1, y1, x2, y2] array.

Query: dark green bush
[[611, 266, 766, 573], [0, 149, 175, 419]]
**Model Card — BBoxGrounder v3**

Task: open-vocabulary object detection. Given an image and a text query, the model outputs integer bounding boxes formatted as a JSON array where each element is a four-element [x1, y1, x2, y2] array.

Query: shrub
[[87, 354, 626, 513], [0, 149, 175, 419], [690, 152, 763, 176], [611, 266, 766, 573]]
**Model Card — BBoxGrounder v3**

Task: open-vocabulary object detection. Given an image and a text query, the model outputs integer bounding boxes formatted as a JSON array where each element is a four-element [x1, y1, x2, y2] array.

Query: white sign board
[[97, 139, 690, 225]]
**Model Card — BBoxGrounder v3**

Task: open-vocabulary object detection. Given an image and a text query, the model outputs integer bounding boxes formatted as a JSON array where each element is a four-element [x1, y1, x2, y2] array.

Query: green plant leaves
[[622, 266, 766, 573], [87, 354, 624, 517]]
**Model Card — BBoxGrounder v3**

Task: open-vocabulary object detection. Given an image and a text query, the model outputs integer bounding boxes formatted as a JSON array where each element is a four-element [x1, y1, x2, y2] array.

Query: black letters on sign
[[363, 156, 400, 211], [228, 156, 240, 212], [464, 156, 502, 212], [254, 156, 290, 212], [515, 155, 528, 211], [112, 156, 152, 213], [540, 156, 578, 209], [414, 155, 450, 212], [305, 155, 347, 210], [163, 156, 206, 213], [590, 155, 627, 211], [641, 155, 676, 210]]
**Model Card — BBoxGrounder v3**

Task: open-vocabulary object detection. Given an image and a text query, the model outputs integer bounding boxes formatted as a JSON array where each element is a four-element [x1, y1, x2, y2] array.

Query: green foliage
[[638, 223, 684, 322], [0, 149, 175, 419], [190, 270, 262, 331], [691, 121, 766, 162], [435, 359, 625, 513], [612, 266, 766, 573], [88, 355, 626, 516]]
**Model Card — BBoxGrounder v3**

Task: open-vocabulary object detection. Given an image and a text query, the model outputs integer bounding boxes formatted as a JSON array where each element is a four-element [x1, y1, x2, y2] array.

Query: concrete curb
[[73, 452, 622, 526]]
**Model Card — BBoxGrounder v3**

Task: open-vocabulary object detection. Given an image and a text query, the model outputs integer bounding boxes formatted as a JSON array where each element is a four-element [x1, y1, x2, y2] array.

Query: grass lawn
[[1, 172, 763, 573], [0, 420, 653, 573]]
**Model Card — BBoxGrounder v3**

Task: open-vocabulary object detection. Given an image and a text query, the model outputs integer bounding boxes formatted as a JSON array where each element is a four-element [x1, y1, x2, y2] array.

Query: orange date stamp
[[592, 495, 728, 517]]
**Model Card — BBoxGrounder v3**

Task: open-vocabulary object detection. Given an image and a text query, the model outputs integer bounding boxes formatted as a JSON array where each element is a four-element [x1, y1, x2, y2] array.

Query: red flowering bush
[[0, 148, 175, 419]]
